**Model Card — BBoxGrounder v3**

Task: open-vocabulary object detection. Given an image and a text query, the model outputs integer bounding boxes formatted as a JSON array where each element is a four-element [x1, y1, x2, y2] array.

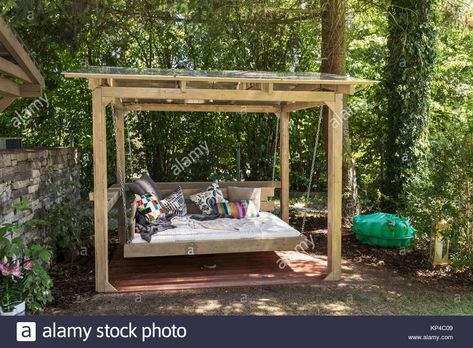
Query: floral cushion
[[213, 200, 259, 219], [160, 186, 187, 218], [190, 181, 226, 215], [135, 192, 165, 222]]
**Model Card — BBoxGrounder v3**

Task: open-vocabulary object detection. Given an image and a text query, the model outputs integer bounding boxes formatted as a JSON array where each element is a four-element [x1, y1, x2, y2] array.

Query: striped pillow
[[213, 200, 259, 219]]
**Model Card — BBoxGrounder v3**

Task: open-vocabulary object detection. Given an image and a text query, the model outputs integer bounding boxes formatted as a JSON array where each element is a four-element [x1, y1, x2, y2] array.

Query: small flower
[[23, 257, 32, 271], [0, 263, 10, 276], [9, 260, 23, 280]]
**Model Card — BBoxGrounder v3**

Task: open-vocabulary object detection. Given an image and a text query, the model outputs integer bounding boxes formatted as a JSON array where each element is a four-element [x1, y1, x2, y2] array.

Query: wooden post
[[92, 84, 114, 292], [325, 94, 343, 280], [115, 105, 126, 244], [279, 110, 290, 223]]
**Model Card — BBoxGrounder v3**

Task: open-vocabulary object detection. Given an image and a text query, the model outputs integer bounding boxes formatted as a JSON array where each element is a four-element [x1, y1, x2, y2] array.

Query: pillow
[[213, 200, 259, 219], [160, 186, 187, 218], [190, 181, 226, 215], [227, 186, 261, 212], [135, 192, 165, 222], [130, 173, 162, 199]]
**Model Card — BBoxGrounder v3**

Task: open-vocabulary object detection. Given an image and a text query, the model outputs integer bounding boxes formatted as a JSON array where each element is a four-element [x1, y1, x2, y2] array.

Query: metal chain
[[126, 110, 134, 178], [301, 105, 324, 234], [111, 105, 131, 243], [272, 112, 280, 183]]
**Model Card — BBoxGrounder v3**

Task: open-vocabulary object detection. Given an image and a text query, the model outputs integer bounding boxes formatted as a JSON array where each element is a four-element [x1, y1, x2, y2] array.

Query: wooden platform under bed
[[109, 248, 326, 292]]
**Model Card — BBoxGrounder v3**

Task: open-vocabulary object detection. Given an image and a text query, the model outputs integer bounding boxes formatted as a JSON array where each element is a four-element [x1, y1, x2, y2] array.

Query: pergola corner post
[[91, 81, 117, 293], [279, 109, 290, 223], [325, 93, 344, 281]]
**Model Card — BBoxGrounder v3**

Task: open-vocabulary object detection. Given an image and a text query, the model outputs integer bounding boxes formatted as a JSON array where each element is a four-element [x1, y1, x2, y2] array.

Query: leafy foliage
[[0, 200, 53, 313], [381, 0, 438, 211]]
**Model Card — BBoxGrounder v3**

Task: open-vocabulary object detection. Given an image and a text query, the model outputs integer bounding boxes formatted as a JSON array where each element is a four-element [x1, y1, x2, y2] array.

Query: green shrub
[[0, 199, 53, 313]]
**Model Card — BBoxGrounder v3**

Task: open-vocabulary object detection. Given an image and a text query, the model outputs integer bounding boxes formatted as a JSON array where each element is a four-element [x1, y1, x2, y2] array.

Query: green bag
[[352, 213, 415, 247]]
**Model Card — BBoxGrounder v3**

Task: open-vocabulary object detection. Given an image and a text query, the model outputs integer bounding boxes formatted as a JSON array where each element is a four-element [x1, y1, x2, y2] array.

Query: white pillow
[[190, 181, 226, 215]]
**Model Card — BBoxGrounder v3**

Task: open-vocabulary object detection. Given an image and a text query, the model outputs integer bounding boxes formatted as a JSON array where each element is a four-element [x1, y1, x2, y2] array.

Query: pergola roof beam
[[125, 103, 279, 113], [0, 56, 33, 83], [0, 17, 45, 87], [101, 87, 336, 103], [0, 96, 15, 112], [0, 76, 20, 96]]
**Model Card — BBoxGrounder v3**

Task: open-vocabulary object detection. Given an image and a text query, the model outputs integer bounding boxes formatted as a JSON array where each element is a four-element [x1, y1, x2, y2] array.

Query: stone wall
[[0, 147, 80, 240]]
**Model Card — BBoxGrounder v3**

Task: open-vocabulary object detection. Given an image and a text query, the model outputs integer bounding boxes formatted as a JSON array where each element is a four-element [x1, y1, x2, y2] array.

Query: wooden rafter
[[0, 56, 33, 83], [0, 17, 44, 87], [0, 96, 15, 112], [0, 16, 45, 109], [0, 76, 20, 96]]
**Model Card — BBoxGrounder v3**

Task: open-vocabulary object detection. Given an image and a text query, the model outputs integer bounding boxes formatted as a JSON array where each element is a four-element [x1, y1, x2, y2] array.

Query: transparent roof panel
[[64, 66, 376, 85]]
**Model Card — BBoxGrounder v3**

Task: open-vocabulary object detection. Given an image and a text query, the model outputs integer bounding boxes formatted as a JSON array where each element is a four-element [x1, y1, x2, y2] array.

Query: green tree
[[381, 0, 438, 212]]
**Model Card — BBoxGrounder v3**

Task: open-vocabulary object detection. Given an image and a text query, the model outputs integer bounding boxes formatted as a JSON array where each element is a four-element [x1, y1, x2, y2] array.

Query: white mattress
[[130, 212, 301, 244]]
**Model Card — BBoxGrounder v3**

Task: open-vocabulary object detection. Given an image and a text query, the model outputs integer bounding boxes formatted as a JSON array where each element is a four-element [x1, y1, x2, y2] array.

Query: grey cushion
[[130, 173, 162, 199]]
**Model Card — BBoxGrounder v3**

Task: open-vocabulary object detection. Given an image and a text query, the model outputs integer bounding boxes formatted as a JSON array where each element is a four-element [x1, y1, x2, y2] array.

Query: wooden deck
[[109, 247, 326, 292]]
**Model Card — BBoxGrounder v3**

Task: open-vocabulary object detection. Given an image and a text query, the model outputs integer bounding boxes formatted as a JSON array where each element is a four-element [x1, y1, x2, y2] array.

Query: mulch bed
[[291, 216, 473, 287], [48, 258, 95, 309]]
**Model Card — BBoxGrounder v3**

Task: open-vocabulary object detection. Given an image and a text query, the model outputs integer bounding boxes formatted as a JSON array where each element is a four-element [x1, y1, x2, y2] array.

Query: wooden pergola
[[0, 17, 44, 111], [64, 67, 375, 292]]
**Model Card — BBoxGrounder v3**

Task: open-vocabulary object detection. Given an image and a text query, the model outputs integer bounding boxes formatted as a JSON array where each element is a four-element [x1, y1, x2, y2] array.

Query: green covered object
[[352, 213, 415, 247]]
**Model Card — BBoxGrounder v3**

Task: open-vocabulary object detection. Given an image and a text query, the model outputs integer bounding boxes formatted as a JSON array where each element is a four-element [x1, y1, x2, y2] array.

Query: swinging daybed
[[125, 181, 306, 258], [64, 67, 375, 293]]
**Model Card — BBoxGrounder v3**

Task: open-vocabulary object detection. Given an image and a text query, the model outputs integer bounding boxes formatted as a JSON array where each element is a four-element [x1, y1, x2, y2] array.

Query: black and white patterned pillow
[[190, 181, 226, 215], [160, 186, 187, 218]]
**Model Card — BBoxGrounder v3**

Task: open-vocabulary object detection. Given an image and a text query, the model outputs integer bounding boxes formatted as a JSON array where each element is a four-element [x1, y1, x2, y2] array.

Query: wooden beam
[[124, 234, 306, 258], [102, 87, 336, 103], [19, 84, 42, 97], [321, 84, 356, 95], [325, 94, 343, 281], [279, 110, 290, 222], [92, 87, 115, 293], [115, 106, 126, 244], [0, 56, 33, 83], [88, 188, 121, 212], [0, 76, 20, 96], [282, 102, 320, 113], [0, 96, 15, 112], [262, 83, 274, 94], [0, 17, 44, 86], [125, 103, 279, 113], [180, 80, 187, 92], [155, 181, 281, 189]]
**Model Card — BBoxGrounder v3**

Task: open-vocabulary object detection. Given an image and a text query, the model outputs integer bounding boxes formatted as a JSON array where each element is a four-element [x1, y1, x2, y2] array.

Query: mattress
[[130, 212, 301, 244]]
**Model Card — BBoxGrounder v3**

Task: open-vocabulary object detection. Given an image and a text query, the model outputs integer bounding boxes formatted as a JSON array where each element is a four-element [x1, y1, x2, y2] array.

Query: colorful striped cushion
[[213, 200, 259, 219], [135, 192, 166, 222]]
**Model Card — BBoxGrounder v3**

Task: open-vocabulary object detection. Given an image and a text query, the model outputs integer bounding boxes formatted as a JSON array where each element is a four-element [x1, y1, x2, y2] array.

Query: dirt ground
[[43, 216, 473, 316]]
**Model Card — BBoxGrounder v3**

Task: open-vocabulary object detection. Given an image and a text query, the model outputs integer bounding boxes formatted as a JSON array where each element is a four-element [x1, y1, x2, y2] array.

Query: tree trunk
[[320, 0, 359, 222]]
